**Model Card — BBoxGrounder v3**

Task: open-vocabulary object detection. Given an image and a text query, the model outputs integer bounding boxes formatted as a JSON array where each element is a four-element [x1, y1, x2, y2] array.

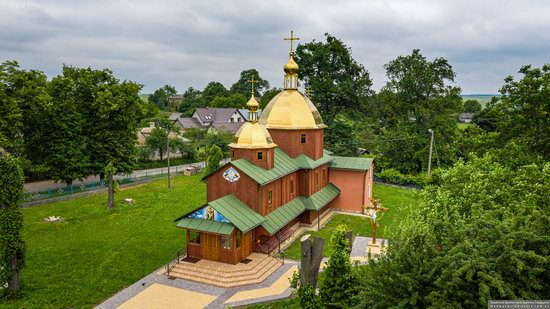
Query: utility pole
[[427, 129, 434, 177], [167, 126, 171, 190]]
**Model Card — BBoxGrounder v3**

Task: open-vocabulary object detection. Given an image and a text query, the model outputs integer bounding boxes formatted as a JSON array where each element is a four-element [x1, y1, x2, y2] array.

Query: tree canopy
[[230, 69, 269, 97], [148, 85, 176, 109], [295, 33, 373, 125], [463, 99, 482, 113]]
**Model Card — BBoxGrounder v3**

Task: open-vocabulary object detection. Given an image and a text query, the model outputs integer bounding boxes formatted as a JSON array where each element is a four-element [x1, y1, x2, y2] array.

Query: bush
[[376, 169, 439, 187]]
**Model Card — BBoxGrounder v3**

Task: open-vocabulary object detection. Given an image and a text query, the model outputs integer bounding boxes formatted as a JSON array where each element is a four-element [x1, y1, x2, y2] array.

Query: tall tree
[[0, 152, 25, 298], [294, 33, 373, 125], [210, 93, 246, 108], [43, 75, 88, 185], [492, 64, 550, 159], [324, 115, 359, 156], [178, 87, 203, 116], [202, 81, 229, 105], [360, 153, 550, 308], [145, 127, 169, 161], [148, 85, 177, 109], [463, 99, 482, 113], [372, 49, 462, 173], [230, 69, 269, 97], [104, 161, 117, 209], [204, 144, 223, 176]]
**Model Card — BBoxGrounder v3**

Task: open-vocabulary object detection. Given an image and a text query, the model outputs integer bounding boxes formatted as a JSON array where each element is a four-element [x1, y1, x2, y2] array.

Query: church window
[[257, 151, 263, 160], [268, 190, 273, 207], [323, 169, 327, 184], [290, 180, 294, 194], [301, 134, 307, 144], [221, 236, 231, 250], [189, 231, 200, 244], [315, 172, 319, 189], [236, 232, 241, 248]]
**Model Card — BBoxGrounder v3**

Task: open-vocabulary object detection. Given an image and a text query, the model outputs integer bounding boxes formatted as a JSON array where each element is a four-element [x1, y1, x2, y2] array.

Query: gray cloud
[[1, 0, 549, 94]]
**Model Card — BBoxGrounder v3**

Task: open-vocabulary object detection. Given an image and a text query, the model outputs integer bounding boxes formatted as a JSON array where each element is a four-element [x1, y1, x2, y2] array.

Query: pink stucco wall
[[329, 163, 374, 213]]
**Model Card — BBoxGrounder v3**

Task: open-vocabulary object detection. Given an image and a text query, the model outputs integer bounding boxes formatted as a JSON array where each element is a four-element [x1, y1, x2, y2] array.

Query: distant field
[[462, 94, 499, 107], [139, 93, 149, 102]]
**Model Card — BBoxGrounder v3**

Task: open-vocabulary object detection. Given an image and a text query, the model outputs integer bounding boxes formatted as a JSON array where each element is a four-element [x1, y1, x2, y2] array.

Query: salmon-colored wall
[[268, 129, 324, 160], [307, 164, 329, 196], [206, 164, 260, 212], [329, 164, 374, 213], [231, 147, 275, 170]]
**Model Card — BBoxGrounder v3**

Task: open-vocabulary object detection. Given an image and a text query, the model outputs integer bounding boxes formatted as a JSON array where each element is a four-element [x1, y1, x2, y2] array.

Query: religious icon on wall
[[205, 206, 215, 220], [223, 167, 240, 183], [188, 206, 230, 223]]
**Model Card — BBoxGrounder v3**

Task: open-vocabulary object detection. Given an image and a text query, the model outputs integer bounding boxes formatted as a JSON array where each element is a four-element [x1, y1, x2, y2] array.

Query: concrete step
[[170, 256, 282, 287], [172, 254, 274, 278]]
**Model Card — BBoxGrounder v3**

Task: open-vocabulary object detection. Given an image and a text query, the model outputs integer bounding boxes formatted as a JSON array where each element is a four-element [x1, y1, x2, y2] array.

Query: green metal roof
[[208, 194, 266, 233], [305, 183, 341, 211], [294, 149, 333, 169], [330, 156, 374, 171], [261, 197, 307, 235], [176, 218, 235, 235], [231, 148, 300, 185]]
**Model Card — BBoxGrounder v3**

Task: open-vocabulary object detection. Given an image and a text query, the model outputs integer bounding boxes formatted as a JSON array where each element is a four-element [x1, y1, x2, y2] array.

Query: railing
[[256, 227, 296, 265], [165, 246, 187, 278]]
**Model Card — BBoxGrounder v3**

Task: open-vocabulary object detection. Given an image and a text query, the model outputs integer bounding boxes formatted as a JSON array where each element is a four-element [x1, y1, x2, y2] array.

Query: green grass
[[1, 175, 205, 309], [457, 122, 471, 130], [282, 183, 417, 261]]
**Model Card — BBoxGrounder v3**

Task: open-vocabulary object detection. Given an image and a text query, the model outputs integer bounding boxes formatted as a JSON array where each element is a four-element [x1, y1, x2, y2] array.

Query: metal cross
[[247, 78, 256, 95], [284, 30, 300, 53]]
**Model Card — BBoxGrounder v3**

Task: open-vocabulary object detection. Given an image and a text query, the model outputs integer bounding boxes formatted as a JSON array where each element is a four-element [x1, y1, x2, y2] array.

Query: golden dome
[[284, 56, 299, 75], [230, 122, 277, 149], [246, 95, 259, 109], [258, 90, 326, 130]]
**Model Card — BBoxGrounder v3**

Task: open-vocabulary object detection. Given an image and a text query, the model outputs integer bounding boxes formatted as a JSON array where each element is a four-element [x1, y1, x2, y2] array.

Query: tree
[[204, 145, 223, 176], [148, 85, 177, 109], [202, 81, 229, 105], [294, 33, 373, 125], [0, 69, 22, 151], [360, 153, 550, 308], [324, 115, 359, 156], [178, 87, 203, 116], [171, 138, 194, 159], [463, 99, 482, 113], [371, 49, 462, 173], [104, 161, 117, 209], [210, 93, 247, 108], [259, 87, 281, 109], [145, 127, 169, 161], [492, 64, 550, 160], [230, 69, 269, 97], [319, 225, 359, 308], [0, 152, 25, 298], [204, 129, 234, 156], [43, 75, 88, 185]]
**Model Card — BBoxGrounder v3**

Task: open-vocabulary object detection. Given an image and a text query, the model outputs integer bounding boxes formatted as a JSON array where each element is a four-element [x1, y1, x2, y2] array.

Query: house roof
[[168, 112, 182, 121], [207, 195, 266, 233], [177, 218, 235, 235], [194, 108, 239, 123], [175, 117, 203, 129], [209, 122, 244, 134], [330, 156, 374, 171]]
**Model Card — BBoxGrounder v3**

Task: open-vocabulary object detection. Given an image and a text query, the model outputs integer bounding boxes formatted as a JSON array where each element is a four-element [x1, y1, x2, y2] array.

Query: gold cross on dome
[[247, 78, 256, 95], [284, 30, 300, 54]]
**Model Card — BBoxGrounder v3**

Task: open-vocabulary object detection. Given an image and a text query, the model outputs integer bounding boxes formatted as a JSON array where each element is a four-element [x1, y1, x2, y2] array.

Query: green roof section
[[177, 218, 235, 235], [261, 197, 307, 235], [208, 194, 266, 233], [305, 183, 341, 211], [330, 156, 374, 171], [231, 148, 300, 185], [295, 149, 333, 169]]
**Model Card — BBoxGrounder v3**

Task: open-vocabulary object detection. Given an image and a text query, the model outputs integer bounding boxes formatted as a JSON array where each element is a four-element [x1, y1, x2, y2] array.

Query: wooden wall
[[268, 128, 324, 160], [231, 147, 275, 170], [206, 164, 260, 212]]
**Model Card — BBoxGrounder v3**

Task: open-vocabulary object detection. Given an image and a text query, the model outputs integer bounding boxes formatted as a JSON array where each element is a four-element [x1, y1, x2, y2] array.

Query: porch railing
[[165, 245, 187, 278]]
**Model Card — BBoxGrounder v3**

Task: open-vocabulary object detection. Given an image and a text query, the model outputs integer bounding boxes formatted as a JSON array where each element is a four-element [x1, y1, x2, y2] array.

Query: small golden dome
[[246, 95, 259, 109], [230, 122, 277, 149], [284, 56, 299, 75], [258, 90, 326, 130]]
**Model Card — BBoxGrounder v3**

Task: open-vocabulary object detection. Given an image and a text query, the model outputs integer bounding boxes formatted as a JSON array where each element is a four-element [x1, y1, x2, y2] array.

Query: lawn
[[282, 183, 418, 261], [1, 175, 205, 309]]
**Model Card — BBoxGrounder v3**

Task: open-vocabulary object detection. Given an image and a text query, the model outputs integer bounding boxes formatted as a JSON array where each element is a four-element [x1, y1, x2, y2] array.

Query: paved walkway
[[96, 235, 386, 309]]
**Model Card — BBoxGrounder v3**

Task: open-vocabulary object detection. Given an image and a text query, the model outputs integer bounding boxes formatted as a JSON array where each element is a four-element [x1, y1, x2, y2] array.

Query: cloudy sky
[[1, 0, 549, 94]]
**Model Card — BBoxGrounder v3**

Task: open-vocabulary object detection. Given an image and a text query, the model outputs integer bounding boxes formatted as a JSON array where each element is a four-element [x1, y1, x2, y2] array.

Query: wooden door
[[201, 233, 220, 261], [241, 231, 252, 258]]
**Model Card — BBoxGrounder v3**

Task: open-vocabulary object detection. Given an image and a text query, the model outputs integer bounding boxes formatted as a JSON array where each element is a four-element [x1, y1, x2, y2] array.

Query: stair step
[[172, 255, 275, 278]]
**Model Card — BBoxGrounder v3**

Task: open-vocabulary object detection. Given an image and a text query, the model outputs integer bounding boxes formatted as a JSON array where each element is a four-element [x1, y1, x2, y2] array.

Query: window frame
[[221, 235, 232, 250], [300, 133, 307, 144], [267, 190, 273, 207], [257, 151, 264, 161]]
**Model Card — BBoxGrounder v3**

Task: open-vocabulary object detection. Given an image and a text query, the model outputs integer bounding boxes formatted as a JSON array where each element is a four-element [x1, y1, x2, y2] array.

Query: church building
[[175, 33, 374, 264]]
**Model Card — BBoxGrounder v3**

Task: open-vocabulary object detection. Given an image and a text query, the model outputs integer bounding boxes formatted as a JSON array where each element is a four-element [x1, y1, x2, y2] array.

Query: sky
[[1, 0, 549, 94]]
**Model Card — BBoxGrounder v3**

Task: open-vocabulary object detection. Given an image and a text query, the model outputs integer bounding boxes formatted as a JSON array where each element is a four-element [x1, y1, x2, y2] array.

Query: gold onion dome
[[283, 56, 299, 75], [259, 90, 326, 129], [246, 95, 259, 109], [230, 122, 276, 149]]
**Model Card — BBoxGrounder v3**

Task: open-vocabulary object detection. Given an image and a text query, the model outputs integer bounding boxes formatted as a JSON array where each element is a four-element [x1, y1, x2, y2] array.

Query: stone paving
[[96, 235, 387, 309]]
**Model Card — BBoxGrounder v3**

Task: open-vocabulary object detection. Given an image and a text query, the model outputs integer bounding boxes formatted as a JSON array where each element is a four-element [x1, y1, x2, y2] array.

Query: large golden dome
[[258, 90, 326, 130], [230, 122, 277, 149]]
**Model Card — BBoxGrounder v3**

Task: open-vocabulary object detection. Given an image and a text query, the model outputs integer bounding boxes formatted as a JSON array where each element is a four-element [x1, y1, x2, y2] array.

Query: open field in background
[[461, 94, 499, 107], [1, 175, 204, 309], [282, 184, 418, 261]]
